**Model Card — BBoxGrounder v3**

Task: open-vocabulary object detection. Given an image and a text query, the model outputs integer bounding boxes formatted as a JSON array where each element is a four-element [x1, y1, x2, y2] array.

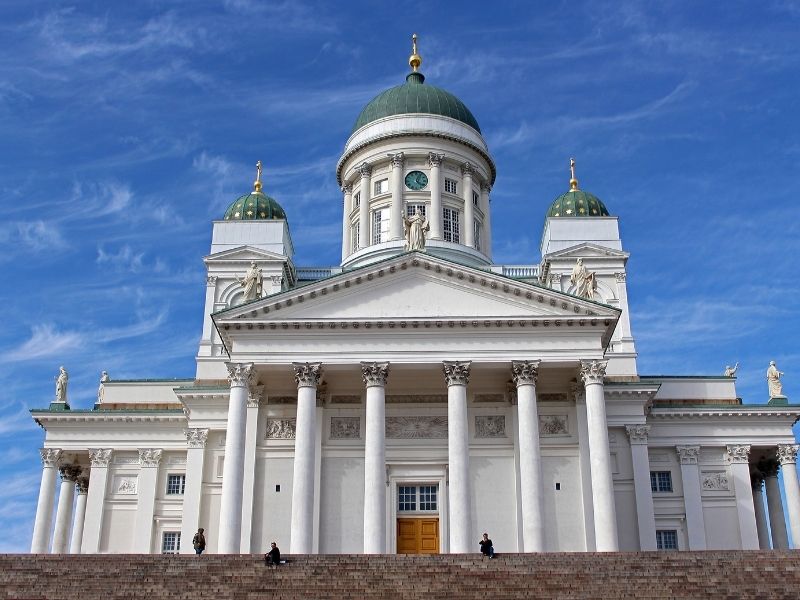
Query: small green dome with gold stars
[[546, 158, 611, 218], [223, 160, 287, 221]]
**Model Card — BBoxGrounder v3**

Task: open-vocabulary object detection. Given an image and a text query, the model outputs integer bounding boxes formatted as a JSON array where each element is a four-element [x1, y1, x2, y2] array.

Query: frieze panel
[[539, 415, 568, 436], [114, 456, 141, 465], [537, 393, 568, 403], [115, 476, 138, 495], [330, 417, 361, 440], [474, 394, 505, 403], [475, 415, 506, 438], [701, 471, 730, 491], [386, 416, 448, 439], [330, 395, 362, 404], [268, 396, 297, 405], [386, 395, 447, 404], [266, 418, 296, 439]]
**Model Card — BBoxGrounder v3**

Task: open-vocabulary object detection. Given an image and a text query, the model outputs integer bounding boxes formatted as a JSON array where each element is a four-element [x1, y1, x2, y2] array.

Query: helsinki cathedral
[[31, 36, 800, 556]]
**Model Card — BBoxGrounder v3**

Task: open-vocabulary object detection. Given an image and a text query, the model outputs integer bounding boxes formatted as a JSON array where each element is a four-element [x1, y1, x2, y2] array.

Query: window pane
[[398, 486, 416, 511], [354, 192, 360, 208], [656, 530, 678, 550], [166, 474, 185, 495], [351, 222, 360, 251], [419, 485, 437, 511], [374, 179, 389, 195], [650, 471, 672, 493], [406, 204, 426, 217], [162, 532, 181, 554], [444, 179, 457, 194], [473, 220, 481, 252], [472, 191, 479, 206], [443, 208, 460, 243]]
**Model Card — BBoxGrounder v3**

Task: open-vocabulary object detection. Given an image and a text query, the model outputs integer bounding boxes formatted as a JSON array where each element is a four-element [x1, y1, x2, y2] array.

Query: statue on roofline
[[55, 366, 68, 403], [767, 361, 785, 398], [724, 363, 739, 377]]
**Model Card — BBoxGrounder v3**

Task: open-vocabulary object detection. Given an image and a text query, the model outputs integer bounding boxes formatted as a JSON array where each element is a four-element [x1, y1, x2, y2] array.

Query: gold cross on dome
[[569, 157, 579, 191], [254, 160, 263, 192]]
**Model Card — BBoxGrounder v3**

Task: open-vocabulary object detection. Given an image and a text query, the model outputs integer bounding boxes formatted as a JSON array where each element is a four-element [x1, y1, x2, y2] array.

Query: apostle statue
[[403, 212, 429, 252], [570, 258, 596, 300], [237, 261, 263, 302], [98, 371, 109, 403], [767, 361, 785, 397], [55, 366, 68, 403], [724, 363, 739, 377]]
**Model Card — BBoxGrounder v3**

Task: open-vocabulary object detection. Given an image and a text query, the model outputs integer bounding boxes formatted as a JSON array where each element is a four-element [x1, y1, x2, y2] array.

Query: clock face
[[404, 170, 429, 190]]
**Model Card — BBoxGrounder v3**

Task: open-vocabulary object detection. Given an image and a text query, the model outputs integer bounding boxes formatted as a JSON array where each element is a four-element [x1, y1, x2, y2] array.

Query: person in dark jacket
[[479, 533, 494, 558], [265, 541, 281, 566], [192, 528, 206, 555]]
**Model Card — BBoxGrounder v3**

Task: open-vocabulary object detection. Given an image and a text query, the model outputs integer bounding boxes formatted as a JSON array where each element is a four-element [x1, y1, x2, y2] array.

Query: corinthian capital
[[138, 448, 163, 468], [361, 362, 390, 387], [443, 361, 471, 386], [225, 362, 255, 388], [777, 443, 799, 465], [428, 152, 444, 167], [76, 476, 90, 495], [358, 162, 372, 179], [248, 385, 264, 408], [460, 162, 474, 176], [59, 464, 82, 482], [39, 448, 62, 467], [341, 183, 353, 195], [89, 448, 113, 467], [725, 444, 751, 465], [389, 152, 405, 168], [480, 182, 492, 193], [676, 445, 700, 464], [293, 362, 323, 388], [511, 360, 540, 386], [625, 425, 650, 444], [185, 428, 209, 449], [579, 360, 608, 385]]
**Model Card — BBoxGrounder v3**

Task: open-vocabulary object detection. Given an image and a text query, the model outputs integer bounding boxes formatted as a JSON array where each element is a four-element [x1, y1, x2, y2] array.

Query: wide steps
[[1, 552, 798, 599]]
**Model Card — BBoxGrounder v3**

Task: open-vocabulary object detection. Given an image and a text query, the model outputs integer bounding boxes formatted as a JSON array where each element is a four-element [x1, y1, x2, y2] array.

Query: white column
[[69, 477, 89, 554], [362, 362, 389, 553], [51, 464, 81, 553], [291, 362, 322, 554], [762, 458, 789, 549], [480, 183, 492, 259], [81, 449, 112, 553], [676, 445, 706, 550], [180, 429, 209, 554], [341, 183, 353, 260], [574, 388, 595, 551], [218, 362, 254, 554], [626, 425, 657, 550], [240, 386, 262, 552], [751, 473, 771, 549], [31, 448, 61, 553], [428, 153, 443, 239], [461, 163, 474, 248], [389, 153, 404, 240], [358, 163, 371, 250], [512, 360, 545, 552], [726, 445, 759, 549], [133, 449, 162, 553], [778, 444, 800, 548], [579, 360, 618, 551], [443, 361, 472, 553]]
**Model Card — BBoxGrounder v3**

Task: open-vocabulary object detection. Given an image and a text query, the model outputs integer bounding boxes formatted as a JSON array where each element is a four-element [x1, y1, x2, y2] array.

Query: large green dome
[[224, 190, 286, 221], [352, 72, 481, 134], [547, 190, 610, 218]]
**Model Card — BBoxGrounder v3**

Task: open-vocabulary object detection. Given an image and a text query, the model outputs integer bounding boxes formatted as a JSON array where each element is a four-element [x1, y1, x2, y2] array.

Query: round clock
[[404, 170, 429, 190]]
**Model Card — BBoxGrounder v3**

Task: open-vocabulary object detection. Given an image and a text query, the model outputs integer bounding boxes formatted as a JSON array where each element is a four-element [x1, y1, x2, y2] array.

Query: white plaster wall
[[319, 456, 365, 553], [210, 221, 293, 257], [540, 218, 622, 255], [470, 455, 518, 553], [250, 456, 294, 554], [99, 506, 136, 553], [541, 454, 585, 551], [100, 381, 188, 406], [610, 429, 640, 550], [703, 503, 741, 549]]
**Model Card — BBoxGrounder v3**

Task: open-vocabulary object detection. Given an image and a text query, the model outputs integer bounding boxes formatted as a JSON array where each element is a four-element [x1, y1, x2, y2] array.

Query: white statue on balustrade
[[724, 363, 739, 377], [570, 258, 596, 300], [767, 361, 785, 397], [55, 366, 68, 403]]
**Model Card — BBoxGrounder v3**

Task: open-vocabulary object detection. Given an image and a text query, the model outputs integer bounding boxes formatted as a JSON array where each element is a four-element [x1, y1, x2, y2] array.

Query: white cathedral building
[[31, 38, 800, 557]]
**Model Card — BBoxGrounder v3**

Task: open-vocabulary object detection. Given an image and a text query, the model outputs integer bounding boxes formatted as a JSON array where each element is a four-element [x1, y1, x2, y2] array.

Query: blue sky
[[1, 1, 799, 551]]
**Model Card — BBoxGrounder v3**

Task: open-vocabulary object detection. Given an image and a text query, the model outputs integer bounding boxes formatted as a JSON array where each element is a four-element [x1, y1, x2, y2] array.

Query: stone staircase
[[2, 552, 798, 599]]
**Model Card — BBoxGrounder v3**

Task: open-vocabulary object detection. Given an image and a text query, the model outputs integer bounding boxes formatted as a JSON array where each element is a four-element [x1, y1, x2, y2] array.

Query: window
[[472, 191, 479, 206], [650, 471, 673, 493], [166, 474, 186, 495], [444, 178, 457, 194], [354, 191, 361, 208], [374, 179, 389, 195], [443, 207, 460, 243], [406, 203, 426, 217], [473, 220, 482, 252], [161, 532, 181, 554], [351, 222, 360, 251], [656, 530, 678, 550], [398, 485, 439, 512], [372, 208, 390, 244]]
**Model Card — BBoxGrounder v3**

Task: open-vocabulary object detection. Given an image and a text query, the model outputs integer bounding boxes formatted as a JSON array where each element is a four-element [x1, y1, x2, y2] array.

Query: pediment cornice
[[204, 245, 290, 264], [543, 242, 629, 262]]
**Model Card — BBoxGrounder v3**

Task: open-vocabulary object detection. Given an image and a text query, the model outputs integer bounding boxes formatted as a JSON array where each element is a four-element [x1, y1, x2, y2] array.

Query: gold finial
[[409, 33, 422, 72], [569, 157, 579, 191], [254, 160, 263, 193]]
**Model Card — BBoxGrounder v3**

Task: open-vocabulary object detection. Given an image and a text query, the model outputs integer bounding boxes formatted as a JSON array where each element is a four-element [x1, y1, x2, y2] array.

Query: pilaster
[[81, 449, 112, 553], [727, 445, 759, 549], [180, 429, 209, 554], [241, 385, 263, 552], [677, 445, 706, 550], [133, 449, 162, 553], [626, 425, 656, 550]]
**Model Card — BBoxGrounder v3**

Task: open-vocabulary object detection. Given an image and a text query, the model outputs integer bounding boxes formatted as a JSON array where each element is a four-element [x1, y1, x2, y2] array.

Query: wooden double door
[[396, 518, 440, 554]]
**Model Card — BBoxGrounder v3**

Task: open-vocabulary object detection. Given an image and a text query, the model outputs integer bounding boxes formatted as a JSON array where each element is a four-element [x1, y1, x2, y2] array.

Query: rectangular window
[[354, 191, 361, 209], [650, 471, 673, 493], [472, 191, 479, 206], [166, 474, 186, 495], [443, 207, 460, 243], [656, 530, 678, 550], [351, 222, 360, 251], [372, 208, 390, 244], [444, 178, 457, 194], [406, 203, 426, 217], [161, 532, 181, 554], [473, 220, 482, 252], [419, 485, 438, 511], [399, 486, 416, 511], [374, 179, 389, 195], [398, 485, 439, 512]]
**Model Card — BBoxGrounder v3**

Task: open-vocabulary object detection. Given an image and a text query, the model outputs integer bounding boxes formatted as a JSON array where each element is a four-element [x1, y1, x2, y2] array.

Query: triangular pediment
[[215, 252, 619, 323], [544, 243, 629, 261], [204, 245, 289, 264]]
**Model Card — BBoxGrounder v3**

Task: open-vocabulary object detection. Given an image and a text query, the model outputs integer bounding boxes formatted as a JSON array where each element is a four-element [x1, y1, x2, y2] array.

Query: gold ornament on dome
[[409, 33, 422, 72], [569, 157, 579, 191], [254, 160, 263, 193]]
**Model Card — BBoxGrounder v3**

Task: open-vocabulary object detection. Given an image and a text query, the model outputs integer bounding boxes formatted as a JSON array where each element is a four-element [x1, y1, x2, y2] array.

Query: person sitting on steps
[[479, 532, 495, 559], [265, 541, 281, 566]]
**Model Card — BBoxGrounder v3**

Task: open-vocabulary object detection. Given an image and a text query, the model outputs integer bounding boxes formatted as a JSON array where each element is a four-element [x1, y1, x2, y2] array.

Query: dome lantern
[[546, 158, 611, 218], [223, 160, 287, 221]]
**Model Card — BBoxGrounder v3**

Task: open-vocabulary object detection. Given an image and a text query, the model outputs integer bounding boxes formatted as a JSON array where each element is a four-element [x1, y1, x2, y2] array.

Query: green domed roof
[[547, 190, 610, 218], [352, 72, 481, 134], [224, 190, 286, 221]]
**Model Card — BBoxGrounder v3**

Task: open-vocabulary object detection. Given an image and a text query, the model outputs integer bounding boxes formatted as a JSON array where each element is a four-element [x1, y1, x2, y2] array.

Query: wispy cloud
[[7, 324, 84, 362]]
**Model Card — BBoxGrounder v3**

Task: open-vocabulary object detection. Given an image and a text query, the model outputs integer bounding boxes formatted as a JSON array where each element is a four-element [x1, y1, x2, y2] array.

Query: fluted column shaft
[[52, 464, 81, 553], [677, 445, 706, 550], [362, 362, 389, 553], [778, 444, 800, 548], [580, 360, 618, 551], [31, 448, 61, 553], [219, 362, 254, 553], [762, 460, 789, 549], [180, 429, 209, 553], [390, 153, 404, 240], [727, 445, 758, 549], [341, 184, 353, 260], [462, 163, 474, 248], [513, 361, 545, 552], [291, 362, 322, 554], [358, 163, 371, 249], [751, 474, 771, 549], [444, 361, 471, 553], [69, 477, 89, 553], [428, 153, 443, 239], [626, 425, 657, 550]]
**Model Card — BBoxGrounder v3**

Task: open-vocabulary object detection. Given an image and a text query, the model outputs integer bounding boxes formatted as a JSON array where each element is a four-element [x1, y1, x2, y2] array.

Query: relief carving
[[475, 415, 506, 438], [330, 417, 361, 439], [266, 418, 296, 439], [539, 415, 568, 435], [702, 471, 730, 491], [116, 477, 138, 495], [386, 416, 448, 439]]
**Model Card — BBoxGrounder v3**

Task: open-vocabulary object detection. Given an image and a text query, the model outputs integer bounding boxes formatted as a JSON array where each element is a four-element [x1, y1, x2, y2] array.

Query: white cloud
[[14, 221, 67, 251], [96, 245, 146, 273], [7, 324, 84, 362], [70, 180, 133, 218]]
